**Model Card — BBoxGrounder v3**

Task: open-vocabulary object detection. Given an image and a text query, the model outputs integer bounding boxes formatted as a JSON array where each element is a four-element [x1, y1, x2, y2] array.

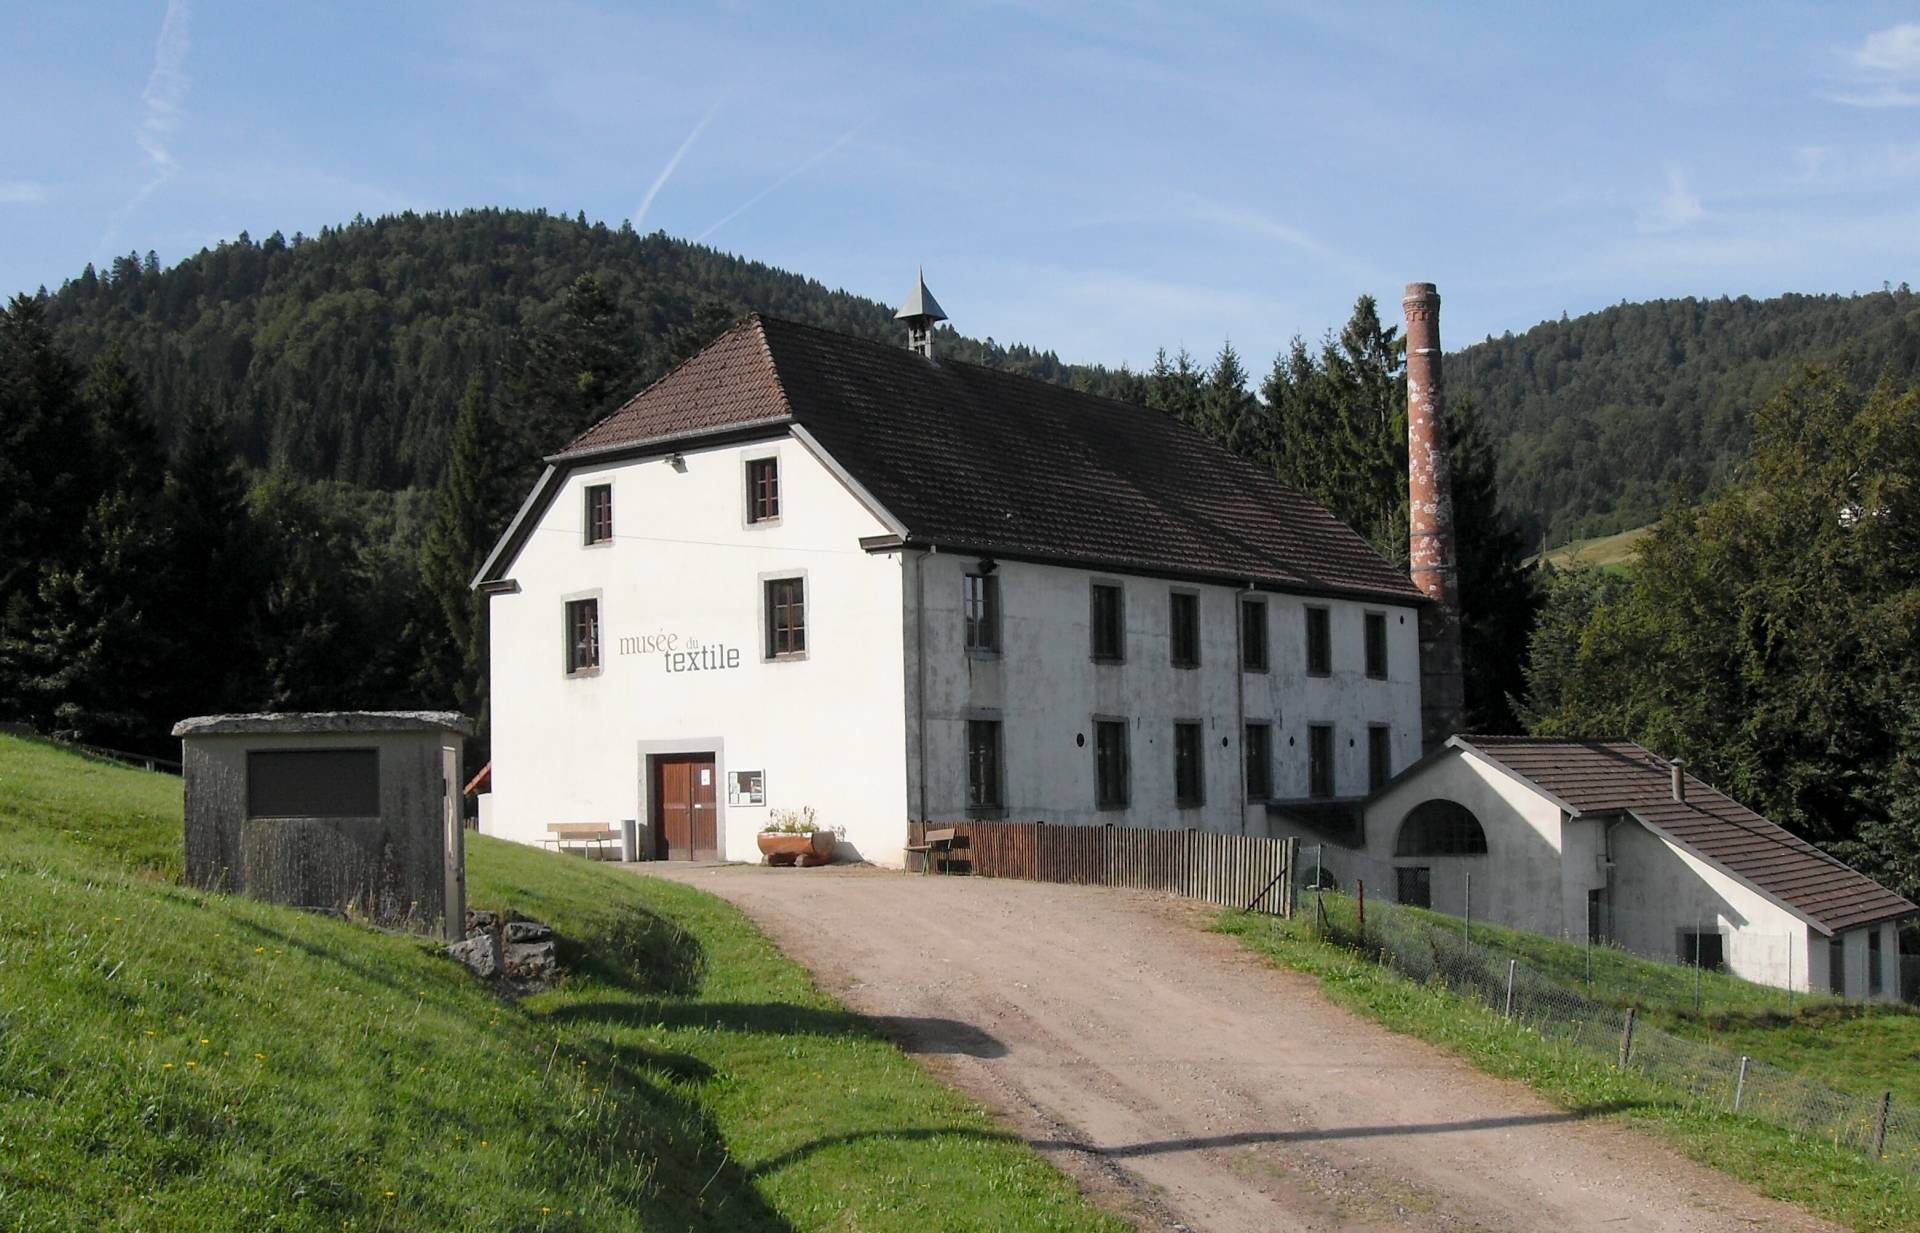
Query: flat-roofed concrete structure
[[173, 711, 470, 939]]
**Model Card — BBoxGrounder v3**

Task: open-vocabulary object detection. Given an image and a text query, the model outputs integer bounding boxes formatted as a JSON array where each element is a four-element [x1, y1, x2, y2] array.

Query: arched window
[[1394, 799, 1488, 856]]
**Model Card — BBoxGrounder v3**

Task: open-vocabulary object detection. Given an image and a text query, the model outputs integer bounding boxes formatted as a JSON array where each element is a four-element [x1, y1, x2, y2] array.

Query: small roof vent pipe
[[1671, 758, 1686, 803], [894, 268, 947, 361]]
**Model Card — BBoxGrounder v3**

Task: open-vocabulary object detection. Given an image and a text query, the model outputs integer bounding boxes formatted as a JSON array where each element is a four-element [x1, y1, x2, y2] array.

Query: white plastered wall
[[902, 551, 1421, 831], [485, 433, 910, 865], [1351, 747, 1568, 933]]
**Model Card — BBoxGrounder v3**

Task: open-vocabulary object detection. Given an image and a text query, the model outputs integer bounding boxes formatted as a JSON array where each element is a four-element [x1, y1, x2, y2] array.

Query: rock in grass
[[504, 919, 552, 943], [447, 932, 503, 979], [505, 939, 556, 978]]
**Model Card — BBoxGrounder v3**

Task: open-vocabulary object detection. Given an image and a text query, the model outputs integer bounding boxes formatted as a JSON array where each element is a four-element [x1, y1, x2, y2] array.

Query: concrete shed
[[173, 711, 471, 939]]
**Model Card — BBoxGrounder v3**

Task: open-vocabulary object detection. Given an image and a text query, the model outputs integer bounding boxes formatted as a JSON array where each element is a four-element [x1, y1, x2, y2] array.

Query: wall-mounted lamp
[[667, 452, 687, 473]]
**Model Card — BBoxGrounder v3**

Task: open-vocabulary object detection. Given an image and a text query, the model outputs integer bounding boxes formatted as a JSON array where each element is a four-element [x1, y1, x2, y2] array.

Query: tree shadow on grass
[[559, 903, 709, 998], [544, 999, 1008, 1058]]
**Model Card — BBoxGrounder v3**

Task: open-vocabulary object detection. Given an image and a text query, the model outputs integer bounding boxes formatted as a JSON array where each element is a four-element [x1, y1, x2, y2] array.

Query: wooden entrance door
[[655, 755, 718, 861]]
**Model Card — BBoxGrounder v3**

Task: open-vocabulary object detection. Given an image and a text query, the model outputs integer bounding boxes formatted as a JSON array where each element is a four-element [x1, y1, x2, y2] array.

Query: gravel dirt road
[[635, 862, 1838, 1233]]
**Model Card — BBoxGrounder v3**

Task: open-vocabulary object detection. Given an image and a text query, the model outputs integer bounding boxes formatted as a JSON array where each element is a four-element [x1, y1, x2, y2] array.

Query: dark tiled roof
[[562, 316, 1424, 603], [1455, 736, 1916, 933]]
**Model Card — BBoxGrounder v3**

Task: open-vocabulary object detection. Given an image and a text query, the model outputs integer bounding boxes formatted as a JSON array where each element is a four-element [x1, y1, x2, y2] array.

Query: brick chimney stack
[[1404, 282, 1465, 750]]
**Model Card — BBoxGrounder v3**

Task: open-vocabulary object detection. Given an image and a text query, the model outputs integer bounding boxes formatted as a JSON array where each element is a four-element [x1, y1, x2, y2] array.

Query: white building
[[1274, 735, 1915, 999], [473, 285, 1431, 867]]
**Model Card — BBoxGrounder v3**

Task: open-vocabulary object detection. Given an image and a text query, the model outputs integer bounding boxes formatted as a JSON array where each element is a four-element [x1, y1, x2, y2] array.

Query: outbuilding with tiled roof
[[1271, 735, 1914, 1000]]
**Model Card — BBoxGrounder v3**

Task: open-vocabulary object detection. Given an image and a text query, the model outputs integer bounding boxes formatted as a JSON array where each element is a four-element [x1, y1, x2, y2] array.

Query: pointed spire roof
[[893, 268, 947, 322]]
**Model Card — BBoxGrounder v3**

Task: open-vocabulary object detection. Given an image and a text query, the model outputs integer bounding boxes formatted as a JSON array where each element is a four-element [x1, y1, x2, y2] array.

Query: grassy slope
[[1531, 522, 1655, 570], [0, 735, 1122, 1233], [1219, 910, 1920, 1232], [1410, 901, 1920, 1106]]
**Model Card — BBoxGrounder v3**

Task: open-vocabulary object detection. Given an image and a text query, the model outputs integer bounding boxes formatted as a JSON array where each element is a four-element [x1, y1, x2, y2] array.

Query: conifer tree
[[154, 404, 259, 721], [416, 379, 501, 719], [1198, 341, 1261, 457], [507, 273, 644, 481]]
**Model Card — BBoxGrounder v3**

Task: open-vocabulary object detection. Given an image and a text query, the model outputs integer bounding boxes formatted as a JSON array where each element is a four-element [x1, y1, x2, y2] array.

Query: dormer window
[[747, 457, 780, 524], [584, 484, 613, 545]]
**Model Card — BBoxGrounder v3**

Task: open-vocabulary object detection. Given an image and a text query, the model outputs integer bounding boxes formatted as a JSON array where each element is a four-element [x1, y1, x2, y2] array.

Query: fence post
[[1504, 959, 1516, 1020], [1282, 837, 1297, 919], [1733, 1056, 1750, 1113], [1464, 872, 1472, 944], [1875, 1091, 1892, 1159], [1618, 1006, 1637, 1069], [1357, 879, 1365, 929], [1585, 931, 1593, 997]]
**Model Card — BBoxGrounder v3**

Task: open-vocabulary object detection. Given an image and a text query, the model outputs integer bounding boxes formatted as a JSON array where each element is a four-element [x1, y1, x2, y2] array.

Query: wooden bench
[[905, 827, 957, 875], [545, 822, 620, 859]]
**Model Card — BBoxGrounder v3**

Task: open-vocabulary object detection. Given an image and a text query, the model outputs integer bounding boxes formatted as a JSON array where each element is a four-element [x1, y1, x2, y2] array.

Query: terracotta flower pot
[[757, 830, 836, 867]]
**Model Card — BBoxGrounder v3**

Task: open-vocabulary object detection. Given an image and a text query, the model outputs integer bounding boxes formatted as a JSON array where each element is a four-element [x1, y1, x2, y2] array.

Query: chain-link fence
[[1292, 849, 1919, 1172]]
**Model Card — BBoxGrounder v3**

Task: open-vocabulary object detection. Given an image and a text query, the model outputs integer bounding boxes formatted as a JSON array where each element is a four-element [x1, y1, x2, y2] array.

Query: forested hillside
[[38, 208, 1080, 491], [1452, 287, 1920, 546]]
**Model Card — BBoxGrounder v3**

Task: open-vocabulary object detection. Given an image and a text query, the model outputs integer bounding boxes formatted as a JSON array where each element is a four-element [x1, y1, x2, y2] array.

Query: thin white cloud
[[98, 0, 190, 255], [1639, 168, 1705, 232], [633, 101, 720, 230], [694, 127, 858, 244], [0, 181, 51, 205], [1826, 22, 1920, 107]]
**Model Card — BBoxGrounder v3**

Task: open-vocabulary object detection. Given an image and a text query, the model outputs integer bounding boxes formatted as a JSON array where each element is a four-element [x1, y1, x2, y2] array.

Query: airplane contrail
[[695, 127, 858, 244], [99, 0, 191, 256], [634, 101, 721, 230]]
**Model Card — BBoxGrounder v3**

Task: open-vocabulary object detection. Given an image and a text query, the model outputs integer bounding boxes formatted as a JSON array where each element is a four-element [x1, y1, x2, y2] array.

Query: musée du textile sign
[[617, 631, 743, 674]]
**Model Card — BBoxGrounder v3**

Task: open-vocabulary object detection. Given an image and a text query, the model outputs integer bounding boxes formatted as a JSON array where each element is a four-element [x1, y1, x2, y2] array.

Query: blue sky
[[4, 2, 1919, 370]]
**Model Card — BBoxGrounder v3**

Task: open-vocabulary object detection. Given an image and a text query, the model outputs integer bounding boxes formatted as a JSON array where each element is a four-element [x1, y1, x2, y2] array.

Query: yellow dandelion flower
[[541, 1208, 551, 1214], [383, 1191, 395, 1199], [254, 1052, 266, 1060], [144, 1030, 156, 1037], [480, 1140, 489, 1147], [185, 1061, 197, 1069], [162, 1063, 173, 1070], [254, 947, 265, 954], [199, 1038, 209, 1045]]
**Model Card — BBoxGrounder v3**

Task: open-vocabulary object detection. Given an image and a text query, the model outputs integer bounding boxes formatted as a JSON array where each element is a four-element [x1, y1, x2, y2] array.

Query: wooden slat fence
[[908, 820, 1296, 916]]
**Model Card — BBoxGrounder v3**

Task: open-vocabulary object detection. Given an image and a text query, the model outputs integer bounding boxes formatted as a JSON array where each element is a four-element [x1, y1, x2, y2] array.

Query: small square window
[[1170, 591, 1200, 668], [964, 573, 1000, 652], [1090, 583, 1124, 662], [1308, 723, 1335, 798], [1173, 722, 1204, 807], [565, 598, 600, 675], [1241, 598, 1268, 672], [747, 457, 780, 524], [1095, 720, 1129, 809], [765, 576, 806, 658], [1305, 607, 1331, 677], [1244, 723, 1272, 800], [1365, 612, 1388, 679], [967, 720, 1003, 812], [584, 484, 613, 545], [1368, 726, 1392, 791]]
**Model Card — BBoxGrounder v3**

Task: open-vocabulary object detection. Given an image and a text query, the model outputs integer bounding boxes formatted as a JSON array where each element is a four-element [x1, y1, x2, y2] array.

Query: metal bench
[[545, 822, 619, 858], [905, 827, 957, 874]]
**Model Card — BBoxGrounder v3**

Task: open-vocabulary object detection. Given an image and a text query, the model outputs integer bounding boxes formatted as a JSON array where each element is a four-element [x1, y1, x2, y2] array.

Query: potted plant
[[757, 807, 838, 867]]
